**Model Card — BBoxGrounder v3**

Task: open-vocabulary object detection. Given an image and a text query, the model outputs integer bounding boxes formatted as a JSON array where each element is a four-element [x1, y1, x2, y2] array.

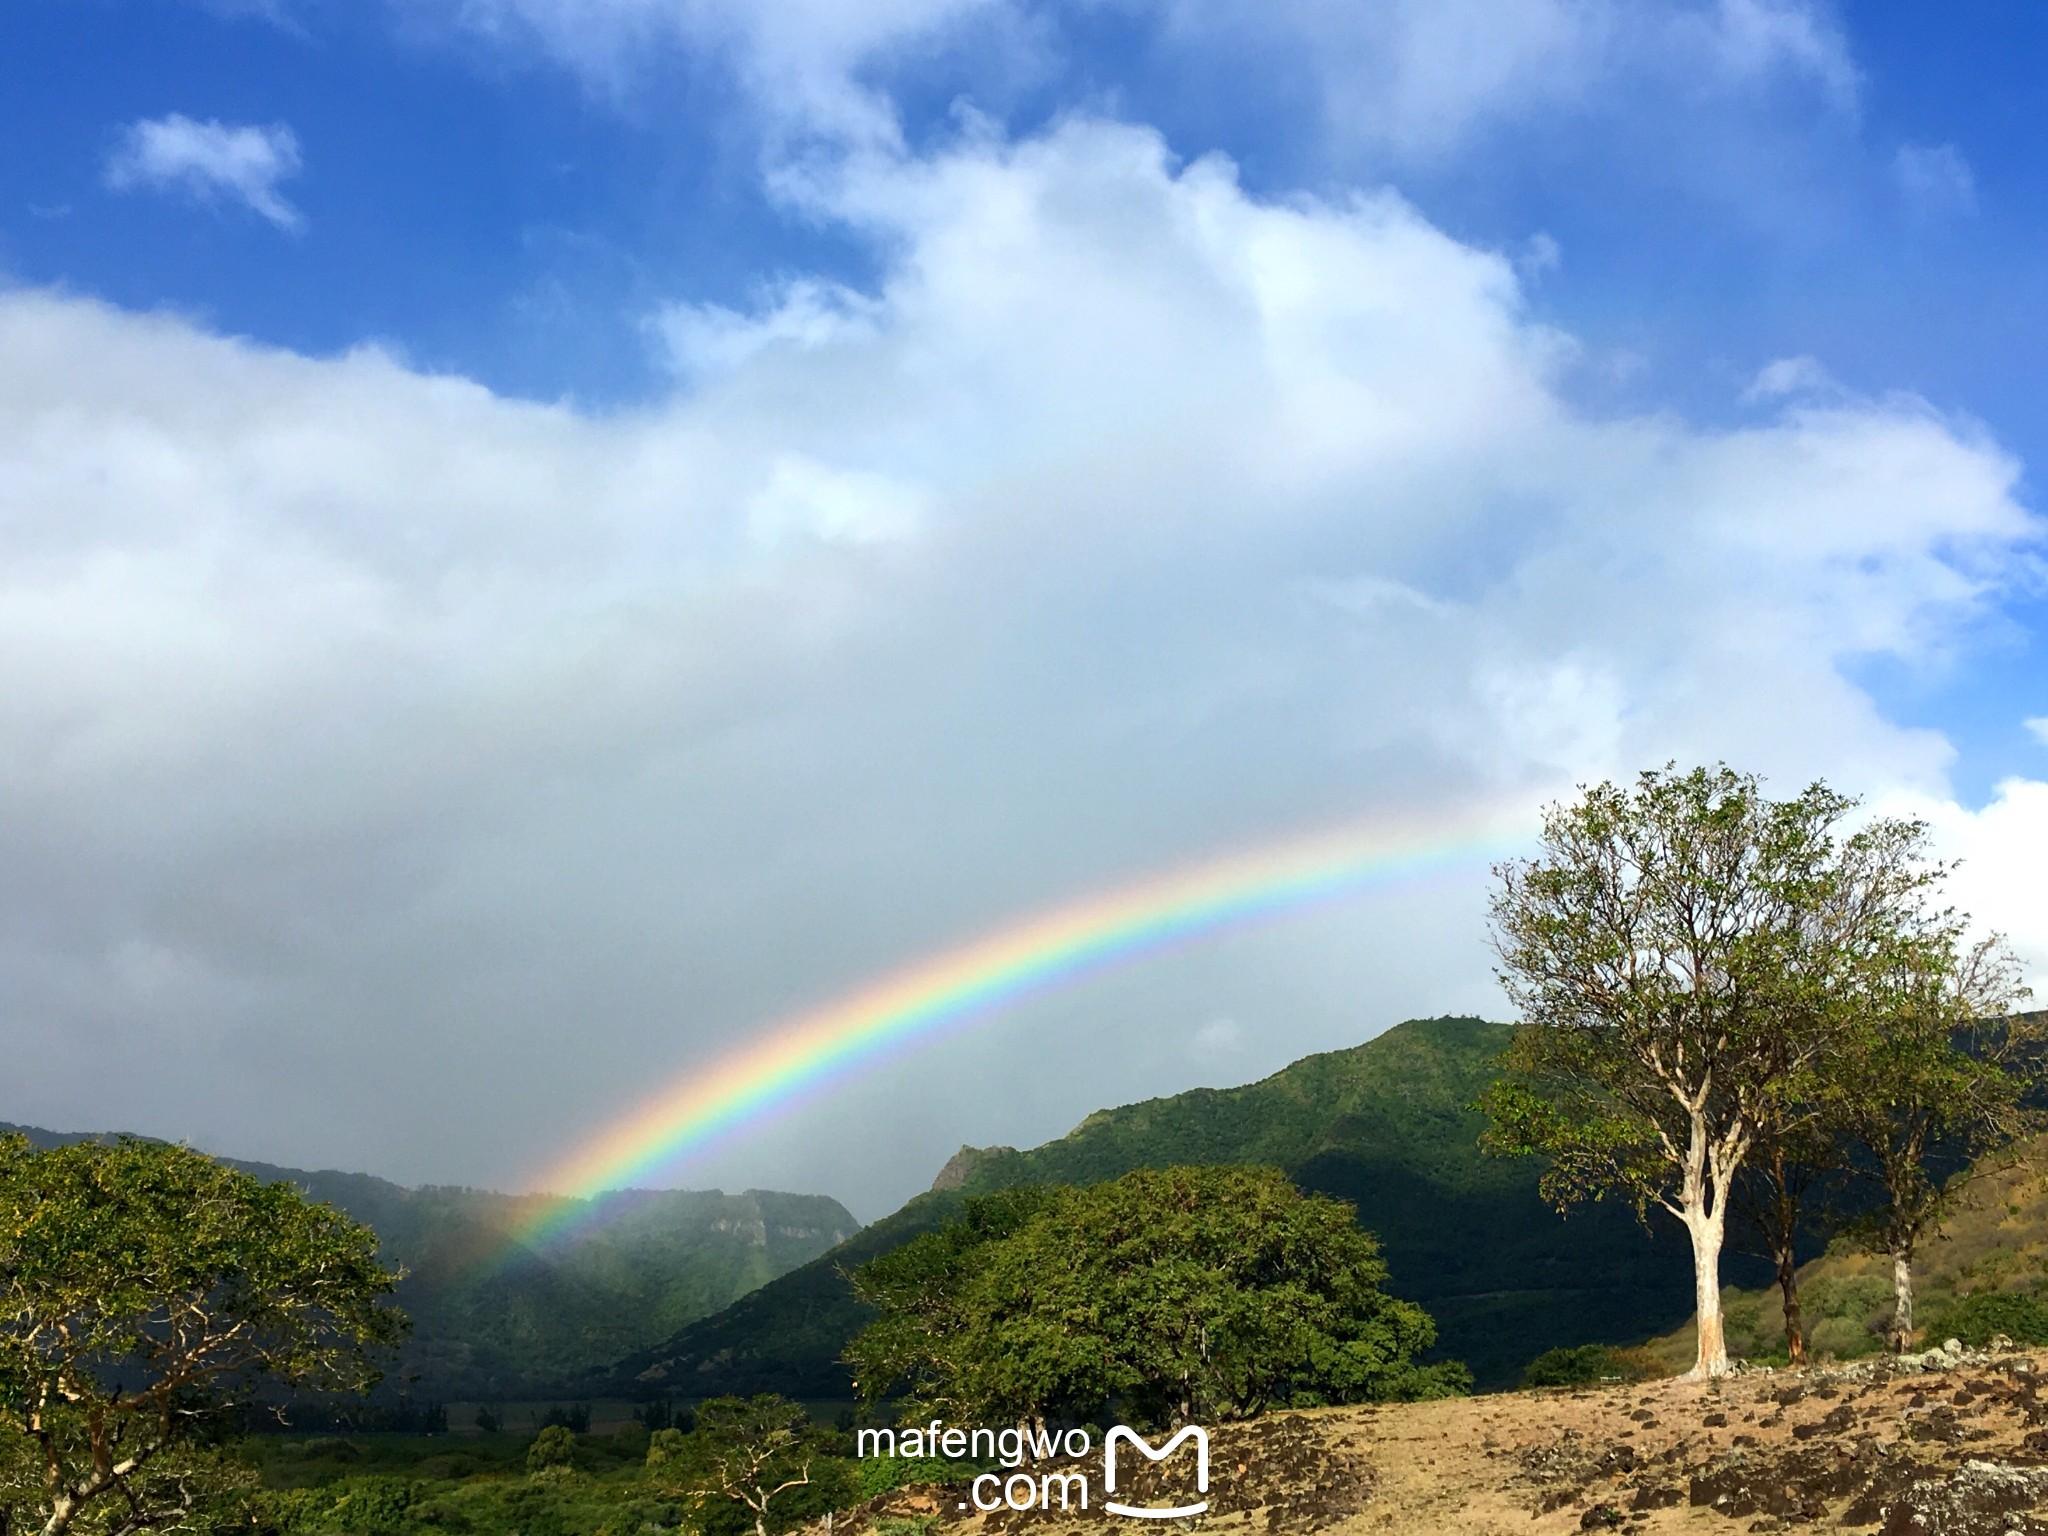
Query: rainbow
[[516, 807, 1520, 1248]]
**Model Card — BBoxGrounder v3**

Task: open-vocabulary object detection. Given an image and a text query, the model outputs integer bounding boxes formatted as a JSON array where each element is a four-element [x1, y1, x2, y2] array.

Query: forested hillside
[[0, 1122, 855, 1399], [608, 1016, 1764, 1396]]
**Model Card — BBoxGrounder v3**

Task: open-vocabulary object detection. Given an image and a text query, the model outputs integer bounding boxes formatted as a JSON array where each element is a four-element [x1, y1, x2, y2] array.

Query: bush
[[526, 1425, 577, 1475], [1520, 1345, 1652, 1389], [1928, 1291, 2048, 1348], [849, 1166, 1461, 1423], [855, 1456, 979, 1498]]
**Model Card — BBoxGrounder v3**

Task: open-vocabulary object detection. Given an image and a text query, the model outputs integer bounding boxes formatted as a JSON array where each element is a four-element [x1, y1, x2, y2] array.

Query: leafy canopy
[[847, 1165, 1464, 1426], [1478, 765, 1939, 1225], [1822, 932, 2038, 1334], [644, 1395, 840, 1536], [0, 1135, 406, 1536]]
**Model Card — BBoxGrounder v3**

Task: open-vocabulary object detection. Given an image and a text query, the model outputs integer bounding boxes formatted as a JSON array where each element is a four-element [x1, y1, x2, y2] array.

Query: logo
[[864, 1419, 1214, 1519], [1103, 1426, 1209, 1519]]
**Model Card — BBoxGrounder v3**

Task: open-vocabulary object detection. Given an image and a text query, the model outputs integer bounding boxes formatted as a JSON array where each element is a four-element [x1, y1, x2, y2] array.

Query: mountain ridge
[[0, 1120, 856, 1400], [605, 1016, 1765, 1395]]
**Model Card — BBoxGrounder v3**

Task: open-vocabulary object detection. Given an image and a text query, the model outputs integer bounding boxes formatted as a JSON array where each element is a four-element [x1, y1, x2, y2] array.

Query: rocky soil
[[823, 1343, 2048, 1535]]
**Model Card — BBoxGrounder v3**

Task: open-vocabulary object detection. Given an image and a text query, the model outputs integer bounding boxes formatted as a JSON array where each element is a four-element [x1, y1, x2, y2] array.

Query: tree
[[841, 1186, 1061, 1418], [1479, 765, 1943, 1378], [0, 1135, 406, 1536], [848, 1166, 1462, 1427], [526, 1425, 576, 1476], [1728, 1108, 1841, 1366], [1826, 935, 2038, 1349], [644, 1396, 817, 1536]]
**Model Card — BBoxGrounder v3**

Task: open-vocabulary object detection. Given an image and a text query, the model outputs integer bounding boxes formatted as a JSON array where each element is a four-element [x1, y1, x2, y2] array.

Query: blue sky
[[3, 1, 2045, 1210]]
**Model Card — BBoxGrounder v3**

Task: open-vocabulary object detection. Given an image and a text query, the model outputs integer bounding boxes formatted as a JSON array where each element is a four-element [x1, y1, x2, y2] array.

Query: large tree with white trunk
[[1479, 765, 1946, 1379]]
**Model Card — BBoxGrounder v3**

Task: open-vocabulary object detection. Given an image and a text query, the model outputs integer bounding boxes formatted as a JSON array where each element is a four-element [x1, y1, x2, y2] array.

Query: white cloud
[[104, 115, 304, 230], [423, 0, 1018, 142], [1877, 779, 2048, 991], [3, 117, 2040, 1209], [653, 277, 881, 381], [2030, 717, 2048, 748], [412, 0, 1856, 158], [1144, 0, 1856, 158], [1895, 141, 1977, 220], [1744, 354, 1838, 402]]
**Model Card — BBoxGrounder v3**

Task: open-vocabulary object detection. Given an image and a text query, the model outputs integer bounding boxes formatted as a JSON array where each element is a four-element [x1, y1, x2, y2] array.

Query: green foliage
[[645, 1426, 688, 1471], [1478, 765, 1920, 1222], [850, 1165, 1462, 1425], [1802, 1273, 1895, 1326], [0, 1135, 406, 1536], [644, 1395, 846, 1536], [259, 1456, 685, 1536], [853, 1456, 978, 1498], [526, 1425, 577, 1475], [1520, 1344, 1661, 1389], [1927, 1291, 2048, 1348], [840, 1186, 1062, 1413], [1822, 942, 2039, 1302]]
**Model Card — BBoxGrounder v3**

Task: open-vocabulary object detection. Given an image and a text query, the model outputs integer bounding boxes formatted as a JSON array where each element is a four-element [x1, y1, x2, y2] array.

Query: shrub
[[1803, 1274, 1895, 1324], [1520, 1345, 1655, 1389], [1928, 1291, 2048, 1348], [855, 1456, 978, 1498], [526, 1425, 577, 1475], [1806, 1315, 1881, 1360]]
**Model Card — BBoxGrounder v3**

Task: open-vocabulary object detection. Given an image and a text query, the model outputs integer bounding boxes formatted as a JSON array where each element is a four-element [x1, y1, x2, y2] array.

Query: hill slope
[[610, 1016, 1759, 1396], [1, 1122, 855, 1400], [1641, 1128, 2048, 1370]]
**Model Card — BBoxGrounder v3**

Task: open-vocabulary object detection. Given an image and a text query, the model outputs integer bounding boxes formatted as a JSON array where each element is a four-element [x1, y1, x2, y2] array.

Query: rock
[[1631, 1484, 1684, 1511], [1911, 1407, 1964, 1445], [1877, 1459, 2048, 1535], [1841, 1452, 1933, 1527], [1578, 1504, 1626, 1528], [1596, 1445, 1641, 1477], [1794, 1405, 1859, 1441], [1689, 1456, 1827, 1522]]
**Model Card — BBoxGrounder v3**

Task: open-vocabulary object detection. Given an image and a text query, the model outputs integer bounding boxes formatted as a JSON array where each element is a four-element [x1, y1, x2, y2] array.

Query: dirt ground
[[826, 1345, 2048, 1535]]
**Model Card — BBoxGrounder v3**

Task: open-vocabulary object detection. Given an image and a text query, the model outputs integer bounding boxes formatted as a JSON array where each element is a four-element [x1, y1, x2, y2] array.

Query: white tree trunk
[[1678, 1106, 1734, 1381], [1892, 1249, 1915, 1351], [1686, 1208, 1730, 1379]]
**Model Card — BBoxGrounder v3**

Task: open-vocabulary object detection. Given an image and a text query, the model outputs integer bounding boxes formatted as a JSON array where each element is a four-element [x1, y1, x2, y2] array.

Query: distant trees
[[0, 1134, 406, 1536], [846, 1165, 1464, 1427], [1480, 764, 2037, 1374]]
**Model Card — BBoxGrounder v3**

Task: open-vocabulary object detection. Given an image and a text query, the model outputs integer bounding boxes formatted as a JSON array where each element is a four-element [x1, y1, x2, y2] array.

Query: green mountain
[[0, 1122, 855, 1400], [609, 1016, 1765, 1396]]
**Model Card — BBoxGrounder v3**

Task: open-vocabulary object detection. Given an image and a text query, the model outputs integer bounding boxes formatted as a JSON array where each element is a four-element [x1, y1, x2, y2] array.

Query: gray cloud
[[2, 119, 2039, 1215]]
